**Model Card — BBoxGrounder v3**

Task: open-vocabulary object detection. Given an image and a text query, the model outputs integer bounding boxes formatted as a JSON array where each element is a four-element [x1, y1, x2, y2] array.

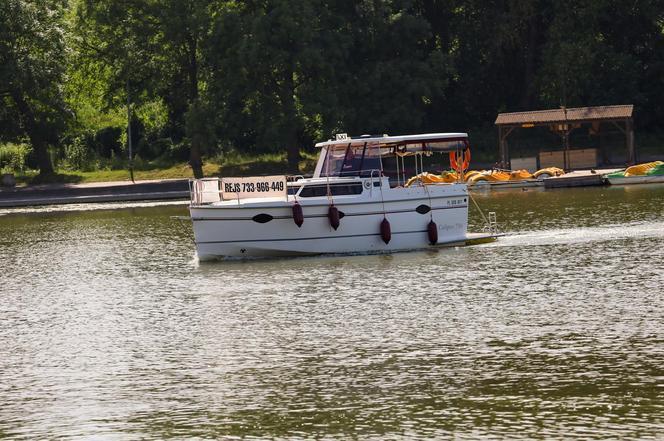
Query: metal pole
[[127, 80, 135, 183], [626, 119, 635, 165], [563, 106, 570, 172]]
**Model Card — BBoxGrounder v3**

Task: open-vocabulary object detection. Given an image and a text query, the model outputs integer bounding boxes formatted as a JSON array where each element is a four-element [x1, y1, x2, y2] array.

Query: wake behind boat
[[188, 132, 498, 260]]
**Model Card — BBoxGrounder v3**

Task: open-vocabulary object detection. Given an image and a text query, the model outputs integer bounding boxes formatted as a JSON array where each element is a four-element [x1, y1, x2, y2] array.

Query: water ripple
[[0, 187, 663, 439]]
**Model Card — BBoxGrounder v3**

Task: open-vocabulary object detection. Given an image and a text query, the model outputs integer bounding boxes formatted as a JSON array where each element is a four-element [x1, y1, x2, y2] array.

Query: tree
[[537, 0, 664, 124], [207, 0, 337, 171], [337, 0, 449, 134], [0, 0, 70, 174], [72, 0, 216, 178], [206, 0, 449, 170]]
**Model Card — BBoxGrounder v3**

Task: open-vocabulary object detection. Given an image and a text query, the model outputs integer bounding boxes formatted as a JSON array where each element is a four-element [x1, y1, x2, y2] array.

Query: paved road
[[0, 179, 190, 208]]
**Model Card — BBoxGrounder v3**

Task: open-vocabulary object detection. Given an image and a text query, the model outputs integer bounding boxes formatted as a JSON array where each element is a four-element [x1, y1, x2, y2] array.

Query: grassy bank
[[12, 151, 318, 186]]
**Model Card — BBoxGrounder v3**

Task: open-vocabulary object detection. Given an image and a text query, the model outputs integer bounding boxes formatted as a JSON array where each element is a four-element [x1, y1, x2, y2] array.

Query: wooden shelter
[[495, 105, 634, 170]]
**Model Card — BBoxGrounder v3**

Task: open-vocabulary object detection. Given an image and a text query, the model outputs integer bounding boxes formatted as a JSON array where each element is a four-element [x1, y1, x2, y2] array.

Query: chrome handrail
[[369, 169, 382, 196], [189, 177, 222, 206]]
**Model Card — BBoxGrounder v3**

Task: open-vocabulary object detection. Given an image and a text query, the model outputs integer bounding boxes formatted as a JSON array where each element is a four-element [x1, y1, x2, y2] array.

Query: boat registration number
[[220, 175, 288, 200]]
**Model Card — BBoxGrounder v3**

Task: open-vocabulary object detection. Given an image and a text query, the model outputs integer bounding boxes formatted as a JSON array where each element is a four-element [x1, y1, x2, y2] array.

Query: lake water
[[1, 185, 662, 439]]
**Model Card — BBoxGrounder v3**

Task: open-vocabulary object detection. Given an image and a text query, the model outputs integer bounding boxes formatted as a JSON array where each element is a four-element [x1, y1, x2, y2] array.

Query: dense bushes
[[0, 143, 31, 173], [3, 0, 664, 176]]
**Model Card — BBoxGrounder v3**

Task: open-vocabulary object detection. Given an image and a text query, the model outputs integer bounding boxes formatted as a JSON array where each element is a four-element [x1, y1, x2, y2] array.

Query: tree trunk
[[11, 91, 54, 175], [282, 70, 301, 173], [186, 34, 204, 179], [287, 143, 301, 173], [33, 139, 54, 175], [189, 142, 204, 178]]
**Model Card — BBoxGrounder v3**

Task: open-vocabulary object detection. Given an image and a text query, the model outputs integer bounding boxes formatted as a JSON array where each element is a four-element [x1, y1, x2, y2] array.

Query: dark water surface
[[1, 186, 662, 439]]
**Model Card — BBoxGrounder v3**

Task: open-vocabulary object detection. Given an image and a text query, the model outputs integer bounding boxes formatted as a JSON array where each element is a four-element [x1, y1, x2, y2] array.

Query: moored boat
[[606, 161, 664, 185], [466, 167, 564, 189], [188, 133, 498, 260]]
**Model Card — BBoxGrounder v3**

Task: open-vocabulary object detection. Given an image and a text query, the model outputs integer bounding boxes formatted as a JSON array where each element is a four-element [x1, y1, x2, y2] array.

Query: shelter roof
[[495, 105, 633, 126]]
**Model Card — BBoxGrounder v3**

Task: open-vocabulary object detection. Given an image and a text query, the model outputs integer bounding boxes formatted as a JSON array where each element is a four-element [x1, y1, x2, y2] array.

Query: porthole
[[252, 213, 274, 223]]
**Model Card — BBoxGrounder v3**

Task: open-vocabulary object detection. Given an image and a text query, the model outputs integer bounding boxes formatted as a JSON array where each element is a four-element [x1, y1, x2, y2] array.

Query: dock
[[469, 180, 544, 190], [543, 168, 622, 189]]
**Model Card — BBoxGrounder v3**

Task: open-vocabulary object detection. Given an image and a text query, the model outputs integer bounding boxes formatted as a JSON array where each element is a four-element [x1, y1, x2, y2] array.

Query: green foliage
[[185, 99, 216, 157], [0, 143, 32, 173], [0, 0, 71, 174], [3, 0, 664, 179], [135, 100, 169, 140], [62, 135, 98, 171]]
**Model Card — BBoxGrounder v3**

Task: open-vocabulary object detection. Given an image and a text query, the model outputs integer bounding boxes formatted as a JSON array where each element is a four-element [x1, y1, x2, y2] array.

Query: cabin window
[[320, 145, 361, 177], [319, 143, 386, 177], [360, 145, 382, 176], [298, 183, 364, 197]]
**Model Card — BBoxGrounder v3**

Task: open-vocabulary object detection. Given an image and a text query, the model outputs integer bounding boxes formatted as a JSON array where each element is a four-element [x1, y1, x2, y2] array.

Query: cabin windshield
[[319, 142, 387, 177]]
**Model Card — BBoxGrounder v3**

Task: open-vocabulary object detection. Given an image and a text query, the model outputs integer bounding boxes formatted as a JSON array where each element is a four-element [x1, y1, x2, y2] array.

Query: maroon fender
[[292, 202, 304, 227], [328, 205, 340, 230], [427, 220, 438, 245], [380, 217, 391, 244]]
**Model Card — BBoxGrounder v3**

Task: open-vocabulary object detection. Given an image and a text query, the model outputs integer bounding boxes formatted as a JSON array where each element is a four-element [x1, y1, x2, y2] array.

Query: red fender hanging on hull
[[427, 220, 438, 245], [380, 217, 391, 244], [292, 202, 304, 227], [328, 205, 340, 230]]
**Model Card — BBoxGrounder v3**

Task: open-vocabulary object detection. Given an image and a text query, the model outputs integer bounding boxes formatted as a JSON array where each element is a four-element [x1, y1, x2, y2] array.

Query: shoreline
[[0, 178, 190, 208]]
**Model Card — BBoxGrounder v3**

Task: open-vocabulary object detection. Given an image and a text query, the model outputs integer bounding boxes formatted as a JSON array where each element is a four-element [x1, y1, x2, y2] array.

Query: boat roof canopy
[[315, 133, 469, 153]]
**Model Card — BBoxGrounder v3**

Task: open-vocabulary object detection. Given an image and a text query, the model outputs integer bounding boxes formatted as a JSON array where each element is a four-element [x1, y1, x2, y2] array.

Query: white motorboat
[[188, 132, 497, 260]]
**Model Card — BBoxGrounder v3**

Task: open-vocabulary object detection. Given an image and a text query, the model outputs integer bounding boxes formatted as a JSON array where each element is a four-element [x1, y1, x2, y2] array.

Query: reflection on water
[[1, 186, 663, 439]]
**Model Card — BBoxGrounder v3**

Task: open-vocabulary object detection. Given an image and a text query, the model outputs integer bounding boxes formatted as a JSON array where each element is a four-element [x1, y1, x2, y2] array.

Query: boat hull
[[190, 183, 469, 259], [607, 175, 664, 185]]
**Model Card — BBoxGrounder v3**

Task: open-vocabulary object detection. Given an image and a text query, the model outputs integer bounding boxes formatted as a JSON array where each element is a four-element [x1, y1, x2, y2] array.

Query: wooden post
[[563, 126, 570, 172], [498, 126, 514, 169], [498, 126, 505, 168], [626, 118, 635, 165], [562, 107, 570, 172]]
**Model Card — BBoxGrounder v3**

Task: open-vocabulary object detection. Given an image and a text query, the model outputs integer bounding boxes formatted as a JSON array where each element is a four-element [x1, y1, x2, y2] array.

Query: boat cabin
[[313, 132, 470, 186], [189, 132, 471, 205]]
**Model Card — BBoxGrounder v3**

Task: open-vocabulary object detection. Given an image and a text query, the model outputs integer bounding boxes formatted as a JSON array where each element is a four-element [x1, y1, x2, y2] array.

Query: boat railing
[[368, 169, 382, 195], [480, 211, 499, 235], [189, 178, 222, 206], [190, 174, 306, 205]]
